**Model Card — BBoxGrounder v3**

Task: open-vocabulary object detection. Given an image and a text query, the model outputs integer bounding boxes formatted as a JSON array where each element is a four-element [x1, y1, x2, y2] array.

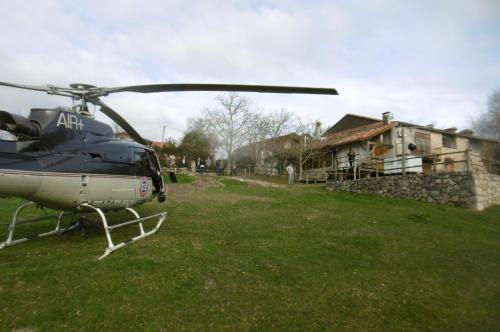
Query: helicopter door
[[129, 148, 151, 199], [146, 149, 164, 195]]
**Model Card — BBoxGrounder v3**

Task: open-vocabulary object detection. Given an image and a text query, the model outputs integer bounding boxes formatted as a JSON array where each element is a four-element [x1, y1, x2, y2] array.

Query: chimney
[[382, 112, 391, 125], [314, 120, 322, 139]]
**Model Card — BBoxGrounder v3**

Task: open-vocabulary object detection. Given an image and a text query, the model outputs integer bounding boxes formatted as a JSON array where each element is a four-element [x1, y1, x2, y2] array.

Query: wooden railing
[[302, 150, 499, 183]]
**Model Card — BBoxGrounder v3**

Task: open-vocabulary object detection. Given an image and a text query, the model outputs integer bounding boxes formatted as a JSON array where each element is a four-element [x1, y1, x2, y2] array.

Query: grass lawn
[[247, 174, 289, 184], [0, 177, 499, 331], [164, 173, 194, 184]]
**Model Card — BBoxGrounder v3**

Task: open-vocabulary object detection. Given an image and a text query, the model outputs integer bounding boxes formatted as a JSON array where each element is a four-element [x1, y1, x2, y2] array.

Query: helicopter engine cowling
[[0, 110, 40, 138]]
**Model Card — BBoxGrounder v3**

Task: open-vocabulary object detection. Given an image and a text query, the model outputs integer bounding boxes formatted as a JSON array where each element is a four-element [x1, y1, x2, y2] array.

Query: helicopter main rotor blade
[[1, 81, 338, 146], [102, 84, 338, 96], [0, 81, 53, 93], [0, 81, 80, 98], [91, 98, 150, 146]]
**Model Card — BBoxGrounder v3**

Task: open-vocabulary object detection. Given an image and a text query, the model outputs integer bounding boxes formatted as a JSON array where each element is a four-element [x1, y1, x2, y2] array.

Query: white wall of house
[[334, 142, 370, 169]]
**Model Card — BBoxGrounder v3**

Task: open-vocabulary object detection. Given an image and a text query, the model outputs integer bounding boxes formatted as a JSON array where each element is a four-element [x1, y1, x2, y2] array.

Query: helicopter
[[0, 81, 338, 259]]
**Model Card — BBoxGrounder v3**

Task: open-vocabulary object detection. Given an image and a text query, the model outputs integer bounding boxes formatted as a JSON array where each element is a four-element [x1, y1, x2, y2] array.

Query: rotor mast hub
[[69, 84, 98, 116], [69, 83, 97, 91]]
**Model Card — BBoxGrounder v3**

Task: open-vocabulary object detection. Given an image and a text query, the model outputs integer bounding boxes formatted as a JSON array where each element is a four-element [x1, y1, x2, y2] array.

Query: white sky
[[0, 0, 499, 141]]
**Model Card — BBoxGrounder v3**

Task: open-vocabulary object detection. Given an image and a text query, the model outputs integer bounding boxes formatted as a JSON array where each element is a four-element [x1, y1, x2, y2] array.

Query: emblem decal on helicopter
[[56, 112, 84, 130], [139, 177, 148, 197]]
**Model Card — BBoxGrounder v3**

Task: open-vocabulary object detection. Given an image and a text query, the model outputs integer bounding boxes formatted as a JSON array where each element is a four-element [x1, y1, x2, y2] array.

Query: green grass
[[0, 179, 499, 331], [247, 174, 289, 184], [164, 173, 194, 184]]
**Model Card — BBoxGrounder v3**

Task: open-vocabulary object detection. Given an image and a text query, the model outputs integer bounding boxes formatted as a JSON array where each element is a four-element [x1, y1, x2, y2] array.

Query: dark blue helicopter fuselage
[[0, 108, 163, 210]]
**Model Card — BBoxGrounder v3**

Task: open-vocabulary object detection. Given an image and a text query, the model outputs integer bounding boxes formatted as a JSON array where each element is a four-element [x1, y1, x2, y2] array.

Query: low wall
[[326, 150, 500, 210], [327, 171, 500, 210], [473, 171, 500, 210]]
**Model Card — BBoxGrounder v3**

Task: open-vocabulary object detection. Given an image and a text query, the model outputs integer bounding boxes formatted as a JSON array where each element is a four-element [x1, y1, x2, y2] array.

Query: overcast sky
[[1, 0, 499, 141]]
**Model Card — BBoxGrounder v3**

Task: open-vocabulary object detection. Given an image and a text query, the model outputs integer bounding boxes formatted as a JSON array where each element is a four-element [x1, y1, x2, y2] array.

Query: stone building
[[302, 113, 499, 181], [233, 133, 308, 175]]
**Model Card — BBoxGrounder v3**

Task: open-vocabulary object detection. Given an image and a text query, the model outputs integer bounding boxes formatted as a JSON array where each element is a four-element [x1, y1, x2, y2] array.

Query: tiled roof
[[309, 121, 395, 149], [150, 141, 165, 147]]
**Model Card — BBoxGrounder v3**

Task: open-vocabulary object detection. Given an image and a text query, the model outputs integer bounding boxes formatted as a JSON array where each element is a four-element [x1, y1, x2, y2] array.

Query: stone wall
[[328, 172, 478, 208], [469, 153, 500, 210], [473, 171, 500, 210], [326, 151, 500, 210]]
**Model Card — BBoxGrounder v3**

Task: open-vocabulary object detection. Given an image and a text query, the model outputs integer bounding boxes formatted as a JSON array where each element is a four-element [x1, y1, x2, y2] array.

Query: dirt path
[[165, 176, 277, 203], [166, 176, 223, 198], [231, 177, 288, 188]]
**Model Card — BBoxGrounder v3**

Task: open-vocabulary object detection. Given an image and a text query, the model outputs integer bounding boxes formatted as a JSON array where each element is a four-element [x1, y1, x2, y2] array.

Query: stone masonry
[[468, 153, 500, 210], [327, 159, 500, 210]]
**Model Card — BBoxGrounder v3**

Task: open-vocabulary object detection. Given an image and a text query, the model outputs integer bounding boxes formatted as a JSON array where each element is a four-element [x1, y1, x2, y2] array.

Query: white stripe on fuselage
[[0, 169, 152, 211]]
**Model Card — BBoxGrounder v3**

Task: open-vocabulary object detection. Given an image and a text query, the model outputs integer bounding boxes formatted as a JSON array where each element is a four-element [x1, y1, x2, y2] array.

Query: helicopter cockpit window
[[131, 148, 152, 175], [132, 150, 146, 163], [146, 150, 160, 171]]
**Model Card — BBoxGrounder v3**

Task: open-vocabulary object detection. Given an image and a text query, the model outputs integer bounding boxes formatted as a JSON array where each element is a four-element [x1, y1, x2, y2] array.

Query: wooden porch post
[[334, 155, 338, 181], [323, 159, 326, 181], [299, 153, 303, 181], [465, 149, 471, 172], [402, 128, 406, 176]]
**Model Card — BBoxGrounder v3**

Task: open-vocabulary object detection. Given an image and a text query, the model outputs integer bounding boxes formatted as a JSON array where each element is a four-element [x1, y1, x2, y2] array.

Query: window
[[415, 132, 430, 155], [383, 131, 392, 145], [468, 139, 482, 152], [442, 134, 456, 149], [131, 148, 150, 174]]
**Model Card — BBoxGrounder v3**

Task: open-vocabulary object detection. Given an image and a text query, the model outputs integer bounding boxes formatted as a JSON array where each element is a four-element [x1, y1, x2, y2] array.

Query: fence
[[253, 164, 283, 176], [303, 150, 499, 183]]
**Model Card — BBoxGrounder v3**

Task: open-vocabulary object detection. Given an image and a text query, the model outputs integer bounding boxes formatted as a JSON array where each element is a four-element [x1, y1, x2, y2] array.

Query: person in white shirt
[[286, 164, 294, 184]]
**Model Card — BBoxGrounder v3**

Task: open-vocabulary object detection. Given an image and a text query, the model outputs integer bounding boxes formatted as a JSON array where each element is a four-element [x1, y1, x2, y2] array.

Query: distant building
[[233, 133, 308, 176], [150, 141, 167, 149]]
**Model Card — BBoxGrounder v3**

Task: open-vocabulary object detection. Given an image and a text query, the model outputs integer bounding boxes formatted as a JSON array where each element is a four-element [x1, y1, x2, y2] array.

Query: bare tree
[[294, 118, 318, 136], [245, 111, 269, 164], [186, 117, 208, 132], [473, 89, 500, 140], [203, 93, 253, 173], [246, 111, 269, 143], [266, 108, 296, 137]]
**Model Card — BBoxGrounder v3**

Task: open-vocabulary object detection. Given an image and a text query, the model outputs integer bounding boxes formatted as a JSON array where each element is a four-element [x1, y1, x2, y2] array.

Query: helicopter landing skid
[[0, 202, 75, 250], [80, 203, 167, 260]]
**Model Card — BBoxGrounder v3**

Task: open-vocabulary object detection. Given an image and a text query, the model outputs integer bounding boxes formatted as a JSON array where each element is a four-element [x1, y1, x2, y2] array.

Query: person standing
[[286, 164, 294, 184], [348, 150, 356, 170], [216, 160, 222, 176]]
